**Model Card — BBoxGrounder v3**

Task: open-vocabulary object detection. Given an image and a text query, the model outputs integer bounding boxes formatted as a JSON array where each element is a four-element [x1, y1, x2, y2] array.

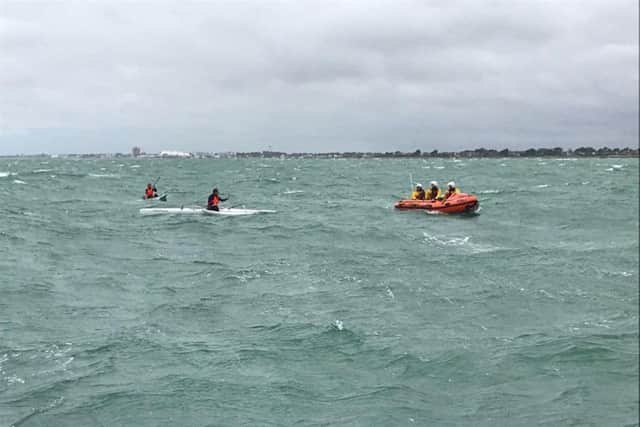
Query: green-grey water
[[1, 157, 638, 426]]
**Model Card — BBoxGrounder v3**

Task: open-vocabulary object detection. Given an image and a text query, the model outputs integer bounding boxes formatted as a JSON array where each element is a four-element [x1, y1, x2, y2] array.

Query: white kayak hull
[[203, 208, 276, 216], [140, 207, 202, 215], [142, 193, 167, 202], [139, 207, 275, 216]]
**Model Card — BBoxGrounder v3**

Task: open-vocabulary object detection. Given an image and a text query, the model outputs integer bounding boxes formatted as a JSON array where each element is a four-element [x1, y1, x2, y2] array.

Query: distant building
[[160, 150, 193, 158], [132, 146, 142, 157]]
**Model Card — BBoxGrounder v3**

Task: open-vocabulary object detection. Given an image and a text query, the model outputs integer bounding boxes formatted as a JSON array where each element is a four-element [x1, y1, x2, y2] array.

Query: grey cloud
[[0, 0, 637, 154]]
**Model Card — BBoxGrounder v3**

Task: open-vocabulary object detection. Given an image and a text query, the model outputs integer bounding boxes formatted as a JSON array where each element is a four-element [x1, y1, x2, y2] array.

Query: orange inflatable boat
[[395, 193, 479, 214]]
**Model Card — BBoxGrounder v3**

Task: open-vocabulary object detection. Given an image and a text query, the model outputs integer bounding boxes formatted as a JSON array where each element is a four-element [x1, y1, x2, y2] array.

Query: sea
[[1, 156, 638, 426]]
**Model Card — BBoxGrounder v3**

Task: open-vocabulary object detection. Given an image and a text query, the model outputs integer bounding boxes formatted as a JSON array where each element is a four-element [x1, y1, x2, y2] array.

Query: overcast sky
[[0, 0, 638, 154]]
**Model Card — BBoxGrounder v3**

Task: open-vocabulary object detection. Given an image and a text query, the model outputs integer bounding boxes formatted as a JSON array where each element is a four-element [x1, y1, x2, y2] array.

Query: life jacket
[[145, 187, 155, 198], [445, 188, 460, 199], [412, 190, 425, 200], [426, 187, 440, 200], [209, 194, 220, 206]]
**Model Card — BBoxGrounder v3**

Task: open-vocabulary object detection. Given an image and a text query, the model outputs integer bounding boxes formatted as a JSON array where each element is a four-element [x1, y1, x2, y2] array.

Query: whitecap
[[423, 231, 500, 253], [423, 232, 470, 246], [333, 320, 344, 331], [608, 271, 633, 277], [434, 166, 445, 169], [130, 165, 141, 168], [13, 179, 26, 184], [283, 190, 304, 194], [386, 287, 395, 299], [7, 375, 25, 385], [478, 189, 500, 194], [538, 289, 556, 299], [88, 173, 117, 178], [605, 168, 614, 172], [33, 169, 52, 173], [536, 184, 550, 188], [0, 172, 13, 177]]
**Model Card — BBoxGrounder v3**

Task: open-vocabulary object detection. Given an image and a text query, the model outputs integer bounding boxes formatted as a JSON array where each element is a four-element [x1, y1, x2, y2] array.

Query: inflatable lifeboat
[[395, 193, 479, 214]]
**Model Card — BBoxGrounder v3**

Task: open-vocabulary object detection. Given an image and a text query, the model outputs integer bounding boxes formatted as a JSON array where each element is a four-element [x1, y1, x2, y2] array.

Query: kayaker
[[426, 181, 441, 200], [144, 183, 157, 199], [411, 183, 426, 200], [207, 188, 228, 211], [443, 181, 461, 200]]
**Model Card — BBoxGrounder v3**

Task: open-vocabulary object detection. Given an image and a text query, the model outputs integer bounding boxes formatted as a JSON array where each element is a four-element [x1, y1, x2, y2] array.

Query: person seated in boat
[[426, 181, 441, 200], [411, 183, 426, 200], [144, 183, 157, 199], [443, 181, 461, 200], [207, 187, 228, 211]]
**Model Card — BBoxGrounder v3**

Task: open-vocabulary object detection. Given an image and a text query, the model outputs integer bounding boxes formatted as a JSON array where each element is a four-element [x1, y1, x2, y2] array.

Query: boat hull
[[395, 193, 479, 214]]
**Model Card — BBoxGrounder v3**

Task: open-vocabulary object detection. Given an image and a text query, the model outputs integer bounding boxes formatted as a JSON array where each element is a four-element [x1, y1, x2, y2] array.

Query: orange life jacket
[[145, 187, 155, 198]]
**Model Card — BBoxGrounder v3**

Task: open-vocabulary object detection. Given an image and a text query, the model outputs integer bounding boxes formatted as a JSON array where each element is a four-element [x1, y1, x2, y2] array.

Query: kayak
[[395, 193, 479, 214], [202, 208, 276, 216], [140, 207, 201, 215], [139, 207, 276, 216], [143, 193, 167, 202]]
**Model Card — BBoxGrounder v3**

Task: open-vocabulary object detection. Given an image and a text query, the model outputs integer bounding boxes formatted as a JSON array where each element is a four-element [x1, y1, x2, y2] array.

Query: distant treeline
[[5, 146, 638, 159], [231, 146, 638, 159]]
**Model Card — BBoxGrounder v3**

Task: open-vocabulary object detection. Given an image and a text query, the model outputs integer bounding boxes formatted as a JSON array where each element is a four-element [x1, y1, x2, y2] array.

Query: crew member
[[411, 183, 426, 200], [207, 188, 228, 211], [444, 181, 461, 200], [426, 181, 441, 200]]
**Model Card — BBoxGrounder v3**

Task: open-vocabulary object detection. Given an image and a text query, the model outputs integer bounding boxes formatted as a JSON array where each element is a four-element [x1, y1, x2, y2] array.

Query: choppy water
[[1, 156, 638, 426]]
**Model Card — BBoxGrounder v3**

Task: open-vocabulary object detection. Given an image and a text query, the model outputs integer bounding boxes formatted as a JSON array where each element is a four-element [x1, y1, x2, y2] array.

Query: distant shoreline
[[2, 146, 638, 159]]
